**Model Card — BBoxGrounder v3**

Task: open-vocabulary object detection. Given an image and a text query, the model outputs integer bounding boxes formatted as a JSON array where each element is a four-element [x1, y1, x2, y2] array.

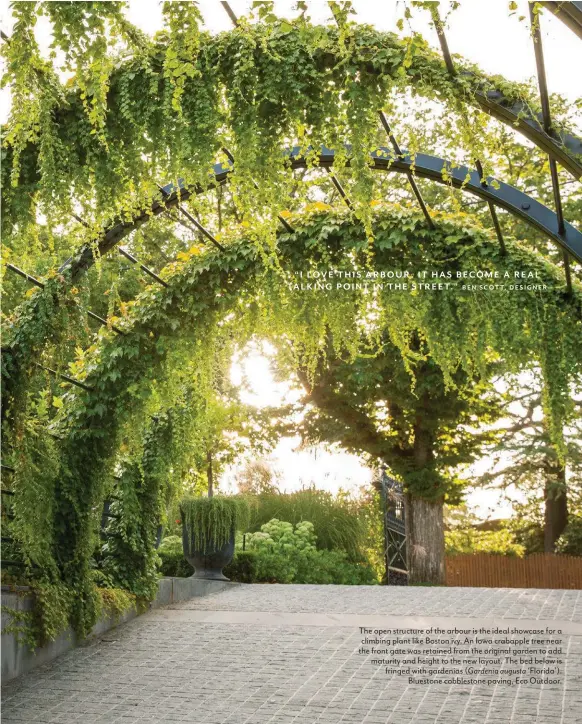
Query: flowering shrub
[[230, 519, 377, 585], [247, 519, 316, 553]]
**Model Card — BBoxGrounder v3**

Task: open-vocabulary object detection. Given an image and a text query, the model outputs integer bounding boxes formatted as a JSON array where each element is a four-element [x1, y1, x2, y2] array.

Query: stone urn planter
[[180, 496, 250, 581], [182, 526, 235, 580]]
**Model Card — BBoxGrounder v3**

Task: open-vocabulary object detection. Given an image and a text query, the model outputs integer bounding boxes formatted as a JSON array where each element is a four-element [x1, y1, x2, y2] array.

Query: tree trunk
[[207, 450, 214, 498], [544, 462, 568, 552], [405, 494, 446, 585], [405, 402, 446, 585]]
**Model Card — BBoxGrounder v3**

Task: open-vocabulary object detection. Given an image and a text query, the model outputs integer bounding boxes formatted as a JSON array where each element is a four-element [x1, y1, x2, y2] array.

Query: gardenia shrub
[[233, 518, 377, 585]]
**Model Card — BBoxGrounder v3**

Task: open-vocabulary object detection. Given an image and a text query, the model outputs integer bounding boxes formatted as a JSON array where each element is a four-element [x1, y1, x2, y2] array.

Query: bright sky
[[223, 347, 376, 497], [224, 347, 528, 518], [1, 0, 579, 518]]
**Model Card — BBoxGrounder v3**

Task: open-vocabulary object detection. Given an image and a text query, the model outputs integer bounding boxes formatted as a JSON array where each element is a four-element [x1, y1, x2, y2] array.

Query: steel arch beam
[[65, 145, 582, 279], [417, 13, 582, 178], [172, 147, 581, 262], [294, 146, 582, 262], [469, 88, 582, 180], [539, 1, 582, 39], [359, 148, 582, 264]]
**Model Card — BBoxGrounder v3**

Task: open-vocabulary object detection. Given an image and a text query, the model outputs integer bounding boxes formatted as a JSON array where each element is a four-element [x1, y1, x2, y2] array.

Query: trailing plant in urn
[[179, 496, 251, 580]]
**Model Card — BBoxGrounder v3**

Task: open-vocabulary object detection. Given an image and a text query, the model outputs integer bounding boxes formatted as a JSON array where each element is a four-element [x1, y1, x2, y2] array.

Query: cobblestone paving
[[171, 584, 582, 622], [2, 585, 581, 724]]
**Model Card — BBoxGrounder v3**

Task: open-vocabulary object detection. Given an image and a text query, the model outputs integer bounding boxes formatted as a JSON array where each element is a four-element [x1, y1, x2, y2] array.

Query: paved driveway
[[2, 585, 581, 723]]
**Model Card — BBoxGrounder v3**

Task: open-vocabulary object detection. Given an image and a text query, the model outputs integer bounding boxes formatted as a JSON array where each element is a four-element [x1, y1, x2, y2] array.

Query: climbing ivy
[[3, 10, 578, 253], [3, 205, 580, 636], [2, 4, 580, 639], [180, 496, 252, 554], [99, 412, 176, 600]]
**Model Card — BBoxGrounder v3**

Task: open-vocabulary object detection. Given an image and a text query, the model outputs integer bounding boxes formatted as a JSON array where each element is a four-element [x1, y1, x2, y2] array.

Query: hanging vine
[[3, 12, 578, 253]]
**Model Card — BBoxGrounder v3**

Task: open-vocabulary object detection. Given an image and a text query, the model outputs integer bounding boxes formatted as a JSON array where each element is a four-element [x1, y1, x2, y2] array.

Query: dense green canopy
[[3, 4, 580, 255]]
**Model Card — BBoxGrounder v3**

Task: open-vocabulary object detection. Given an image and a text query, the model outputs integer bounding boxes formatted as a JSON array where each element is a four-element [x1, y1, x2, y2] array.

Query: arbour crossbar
[[378, 112, 435, 230], [4, 263, 125, 335]]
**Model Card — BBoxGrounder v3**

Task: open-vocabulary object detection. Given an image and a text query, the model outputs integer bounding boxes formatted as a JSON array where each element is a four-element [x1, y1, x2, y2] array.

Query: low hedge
[[157, 535, 193, 577], [158, 539, 377, 584], [224, 548, 377, 585], [223, 550, 258, 583]]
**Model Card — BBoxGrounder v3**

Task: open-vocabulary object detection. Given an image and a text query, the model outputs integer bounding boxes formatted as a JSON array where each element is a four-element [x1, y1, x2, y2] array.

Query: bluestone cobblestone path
[[2, 585, 581, 723]]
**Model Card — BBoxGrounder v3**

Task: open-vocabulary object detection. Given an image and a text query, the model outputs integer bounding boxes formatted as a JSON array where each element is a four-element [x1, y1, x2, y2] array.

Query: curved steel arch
[[444, 83, 581, 180], [295, 146, 582, 262], [540, 1, 582, 39], [67, 145, 581, 280], [373, 149, 582, 262]]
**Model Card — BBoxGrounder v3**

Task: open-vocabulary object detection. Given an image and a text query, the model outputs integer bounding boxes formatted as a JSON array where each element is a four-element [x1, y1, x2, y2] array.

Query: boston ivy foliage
[[1, 2, 580, 636], [180, 496, 251, 554], [3, 8, 578, 482], [3, 9, 579, 253], [99, 411, 176, 600], [1, 272, 84, 432], [3, 205, 580, 636]]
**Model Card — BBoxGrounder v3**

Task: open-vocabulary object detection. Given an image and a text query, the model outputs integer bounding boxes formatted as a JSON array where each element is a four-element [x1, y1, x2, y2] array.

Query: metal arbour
[[2, 3, 581, 576], [3, 10, 582, 370], [428, 2, 579, 292], [374, 471, 408, 584], [64, 1, 582, 279], [8, 141, 575, 394], [56, 146, 582, 281], [418, 3, 582, 181], [218, 2, 582, 180], [3, 6, 579, 289]]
